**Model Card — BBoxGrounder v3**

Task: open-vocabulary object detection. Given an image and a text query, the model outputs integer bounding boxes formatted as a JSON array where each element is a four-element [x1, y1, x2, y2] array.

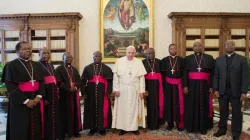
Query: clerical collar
[[170, 55, 176, 58], [226, 52, 235, 57], [18, 57, 30, 62], [195, 52, 202, 56], [65, 64, 71, 67], [94, 62, 101, 65]]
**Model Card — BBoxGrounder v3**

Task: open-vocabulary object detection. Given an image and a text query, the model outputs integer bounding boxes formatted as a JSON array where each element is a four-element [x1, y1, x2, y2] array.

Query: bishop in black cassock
[[38, 48, 61, 140], [183, 40, 214, 134], [160, 44, 184, 131], [2, 42, 45, 140], [56, 52, 83, 139], [142, 48, 163, 130], [81, 51, 113, 136]]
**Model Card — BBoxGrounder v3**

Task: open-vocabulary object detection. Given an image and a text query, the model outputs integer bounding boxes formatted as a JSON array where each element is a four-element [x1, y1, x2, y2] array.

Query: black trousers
[[218, 89, 242, 137]]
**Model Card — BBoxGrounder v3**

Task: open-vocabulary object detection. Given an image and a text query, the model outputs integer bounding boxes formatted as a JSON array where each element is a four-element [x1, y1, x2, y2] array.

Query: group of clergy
[[2, 39, 248, 140]]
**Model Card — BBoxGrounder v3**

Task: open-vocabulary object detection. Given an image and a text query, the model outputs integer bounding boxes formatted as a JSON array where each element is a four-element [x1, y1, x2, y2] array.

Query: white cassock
[[112, 56, 147, 131]]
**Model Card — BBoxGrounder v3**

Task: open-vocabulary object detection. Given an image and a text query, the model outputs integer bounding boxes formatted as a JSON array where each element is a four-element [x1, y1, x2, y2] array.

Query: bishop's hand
[[44, 100, 49, 106], [34, 97, 41, 104], [183, 87, 189, 95], [26, 100, 35, 108], [69, 87, 77, 93], [214, 91, 220, 98]]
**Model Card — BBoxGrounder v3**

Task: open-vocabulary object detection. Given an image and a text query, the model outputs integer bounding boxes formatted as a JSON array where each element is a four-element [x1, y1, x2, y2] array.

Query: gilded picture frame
[[100, 0, 154, 63]]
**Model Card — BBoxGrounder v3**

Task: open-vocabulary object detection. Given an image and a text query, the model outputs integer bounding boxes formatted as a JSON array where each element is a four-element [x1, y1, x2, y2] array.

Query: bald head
[[93, 51, 102, 63], [193, 39, 203, 53], [63, 52, 73, 65], [126, 46, 136, 60], [225, 40, 235, 54], [145, 48, 155, 60], [225, 40, 235, 46], [39, 47, 50, 61]]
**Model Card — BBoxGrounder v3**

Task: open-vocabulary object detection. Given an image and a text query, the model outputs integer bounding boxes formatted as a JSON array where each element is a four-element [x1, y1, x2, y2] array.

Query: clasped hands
[[69, 86, 77, 93], [114, 91, 144, 99], [26, 97, 41, 108]]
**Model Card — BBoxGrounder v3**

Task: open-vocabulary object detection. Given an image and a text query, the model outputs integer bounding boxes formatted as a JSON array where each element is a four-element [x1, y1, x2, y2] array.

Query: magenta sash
[[145, 72, 164, 119], [165, 77, 184, 128], [18, 82, 39, 92], [44, 76, 56, 84], [70, 82, 82, 130], [18, 82, 44, 138], [88, 75, 109, 128], [44, 76, 59, 100], [188, 72, 213, 118]]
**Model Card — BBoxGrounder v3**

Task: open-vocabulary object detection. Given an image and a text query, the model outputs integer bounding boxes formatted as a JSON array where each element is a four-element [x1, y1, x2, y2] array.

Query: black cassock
[[81, 63, 113, 130], [183, 53, 214, 133], [2, 59, 45, 140], [38, 61, 61, 140], [160, 56, 184, 129], [56, 65, 82, 137], [142, 58, 163, 130]]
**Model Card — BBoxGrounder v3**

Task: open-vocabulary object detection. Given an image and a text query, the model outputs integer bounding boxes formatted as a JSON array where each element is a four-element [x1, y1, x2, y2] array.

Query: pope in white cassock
[[112, 46, 147, 135]]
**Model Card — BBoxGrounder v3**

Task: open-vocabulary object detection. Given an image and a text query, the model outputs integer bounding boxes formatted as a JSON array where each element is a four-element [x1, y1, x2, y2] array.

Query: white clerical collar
[[170, 55, 176, 58], [65, 64, 71, 67], [226, 52, 235, 57], [195, 53, 201, 56], [18, 57, 30, 62]]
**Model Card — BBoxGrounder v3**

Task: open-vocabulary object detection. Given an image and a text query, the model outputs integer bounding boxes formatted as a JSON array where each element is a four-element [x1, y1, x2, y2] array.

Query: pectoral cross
[[171, 69, 175, 74], [30, 80, 36, 86], [95, 80, 99, 85], [151, 71, 155, 75], [129, 71, 132, 77], [197, 67, 202, 72]]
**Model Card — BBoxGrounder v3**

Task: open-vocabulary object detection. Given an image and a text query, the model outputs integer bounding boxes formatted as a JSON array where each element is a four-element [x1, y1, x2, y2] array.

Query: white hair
[[126, 46, 136, 52]]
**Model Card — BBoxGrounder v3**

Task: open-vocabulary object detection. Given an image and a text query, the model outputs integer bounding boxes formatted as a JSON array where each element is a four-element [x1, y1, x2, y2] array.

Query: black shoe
[[74, 133, 81, 137], [88, 129, 97, 136], [167, 122, 173, 131], [119, 130, 126, 135], [177, 128, 184, 131], [233, 136, 239, 140], [132, 130, 140, 135], [99, 130, 106, 136], [186, 129, 193, 133], [213, 130, 226, 137], [167, 126, 173, 131], [201, 131, 207, 135]]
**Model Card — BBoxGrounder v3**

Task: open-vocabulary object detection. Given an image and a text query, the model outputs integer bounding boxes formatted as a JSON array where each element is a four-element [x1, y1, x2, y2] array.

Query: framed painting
[[100, 0, 154, 63]]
